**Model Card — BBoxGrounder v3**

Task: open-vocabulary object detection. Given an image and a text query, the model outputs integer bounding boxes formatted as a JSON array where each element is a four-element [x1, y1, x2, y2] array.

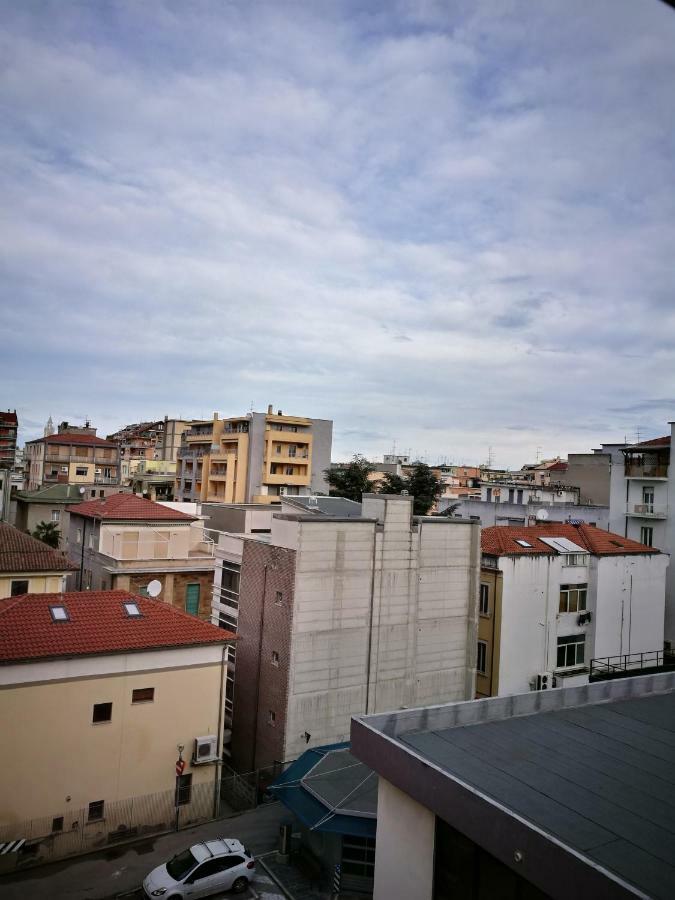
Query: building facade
[[0, 410, 18, 468], [64, 494, 216, 619], [25, 425, 120, 491], [230, 494, 480, 771], [0, 523, 77, 599], [175, 406, 333, 505], [108, 417, 192, 484], [0, 590, 234, 836]]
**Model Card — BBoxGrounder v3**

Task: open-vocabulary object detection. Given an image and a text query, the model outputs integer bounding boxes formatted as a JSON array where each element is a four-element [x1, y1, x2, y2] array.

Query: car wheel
[[231, 876, 249, 893]]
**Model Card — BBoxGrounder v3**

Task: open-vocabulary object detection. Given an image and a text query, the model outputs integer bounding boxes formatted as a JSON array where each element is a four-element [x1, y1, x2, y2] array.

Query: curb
[[257, 856, 299, 900]]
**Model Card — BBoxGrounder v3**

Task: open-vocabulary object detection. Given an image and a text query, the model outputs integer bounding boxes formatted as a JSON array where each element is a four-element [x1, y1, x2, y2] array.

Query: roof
[[352, 672, 675, 900], [0, 523, 78, 574], [270, 743, 377, 837], [29, 433, 117, 448], [627, 436, 670, 449], [481, 523, 657, 557], [0, 411, 18, 425], [70, 493, 196, 522], [14, 484, 86, 504], [282, 496, 363, 518], [0, 589, 235, 663], [547, 461, 568, 471]]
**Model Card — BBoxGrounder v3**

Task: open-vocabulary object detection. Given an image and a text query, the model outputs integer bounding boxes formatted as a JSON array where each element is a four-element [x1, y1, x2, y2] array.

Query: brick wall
[[126, 570, 214, 619], [230, 541, 296, 772]]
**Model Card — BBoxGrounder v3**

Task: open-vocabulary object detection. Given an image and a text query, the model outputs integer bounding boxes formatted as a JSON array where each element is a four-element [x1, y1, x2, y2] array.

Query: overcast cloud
[[1, 0, 674, 466]]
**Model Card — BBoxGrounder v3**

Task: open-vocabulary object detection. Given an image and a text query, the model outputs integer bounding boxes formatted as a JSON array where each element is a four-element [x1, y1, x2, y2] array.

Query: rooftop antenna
[[635, 426, 641, 444], [486, 446, 495, 468], [536, 446, 542, 463]]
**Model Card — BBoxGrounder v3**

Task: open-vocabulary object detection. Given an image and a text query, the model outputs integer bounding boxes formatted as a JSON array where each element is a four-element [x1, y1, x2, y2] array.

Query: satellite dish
[[78, 486, 86, 494], [535, 509, 549, 521], [146, 580, 162, 598]]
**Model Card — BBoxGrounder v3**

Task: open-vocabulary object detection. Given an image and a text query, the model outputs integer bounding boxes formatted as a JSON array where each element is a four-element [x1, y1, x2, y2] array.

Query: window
[[51, 509, 60, 523], [479, 584, 489, 616], [477, 640, 488, 675], [508, 489, 514, 502], [88, 531, 95, 549], [559, 584, 587, 613], [176, 773, 192, 806], [342, 836, 376, 879], [76, 528, 82, 544], [275, 444, 282, 454], [10, 580, 29, 597], [88, 800, 104, 822], [49, 604, 69, 621], [132, 687, 154, 703], [288, 446, 296, 457], [92, 702, 112, 724], [52, 816, 64, 832], [486, 487, 492, 501], [557, 634, 585, 668], [76, 467, 88, 476], [516, 489, 523, 504], [123, 602, 142, 617], [268, 710, 276, 726], [642, 486, 655, 513], [285, 466, 294, 475], [515, 539, 532, 548], [563, 553, 588, 567], [185, 583, 200, 616], [271, 651, 280, 666], [275, 590, 283, 605], [641, 526, 654, 547]]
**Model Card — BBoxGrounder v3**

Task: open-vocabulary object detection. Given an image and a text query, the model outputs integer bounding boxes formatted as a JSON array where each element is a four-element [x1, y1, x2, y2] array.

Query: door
[[182, 858, 225, 898], [185, 583, 200, 616], [643, 486, 654, 513]]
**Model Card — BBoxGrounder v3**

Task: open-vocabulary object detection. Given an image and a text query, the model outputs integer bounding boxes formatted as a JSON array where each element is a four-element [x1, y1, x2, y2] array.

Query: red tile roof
[[629, 436, 670, 449], [547, 461, 568, 471], [0, 590, 235, 663], [71, 493, 196, 521], [0, 411, 18, 426], [32, 434, 118, 448], [0, 523, 78, 573], [481, 523, 658, 557]]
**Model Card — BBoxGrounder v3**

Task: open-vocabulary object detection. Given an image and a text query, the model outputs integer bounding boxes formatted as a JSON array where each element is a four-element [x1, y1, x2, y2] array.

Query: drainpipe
[[214, 642, 228, 818], [250, 564, 269, 771], [78, 517, 87, 590]]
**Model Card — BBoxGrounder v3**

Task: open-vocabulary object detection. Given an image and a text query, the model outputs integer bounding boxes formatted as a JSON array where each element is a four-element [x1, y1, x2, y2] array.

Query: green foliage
[[378, 463, 443, 516], [32, 520, 61, 548], [324, 454, 376, 503]]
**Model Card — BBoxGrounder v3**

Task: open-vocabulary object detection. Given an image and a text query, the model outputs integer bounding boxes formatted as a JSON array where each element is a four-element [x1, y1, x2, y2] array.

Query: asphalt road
[[0, 803, 290, 900]]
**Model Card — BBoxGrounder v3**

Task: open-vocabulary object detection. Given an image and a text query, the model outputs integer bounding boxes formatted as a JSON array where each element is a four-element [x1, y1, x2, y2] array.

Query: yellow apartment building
[[25, 426, 120, 491], [0, 523, 77, 599]]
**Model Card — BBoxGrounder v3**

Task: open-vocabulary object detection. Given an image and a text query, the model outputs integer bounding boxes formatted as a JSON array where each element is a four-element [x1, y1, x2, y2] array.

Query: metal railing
[[629, 503, 667, 518], [590, 649, 675, 681]]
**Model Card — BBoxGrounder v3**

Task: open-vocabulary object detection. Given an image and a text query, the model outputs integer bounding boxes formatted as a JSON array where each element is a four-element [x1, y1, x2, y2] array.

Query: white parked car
[[143, 838, 255, 898]]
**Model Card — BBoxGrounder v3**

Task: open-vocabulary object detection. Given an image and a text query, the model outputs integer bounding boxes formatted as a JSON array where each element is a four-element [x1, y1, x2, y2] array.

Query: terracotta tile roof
[[629, 436, 670, 449], [481, 523, 658, 557], [0, 523, 78, 573], [29, 433, 118, 448], [0, 590, 235, 663], [70, 493, 196, 521], [547, 461, 568, 471]]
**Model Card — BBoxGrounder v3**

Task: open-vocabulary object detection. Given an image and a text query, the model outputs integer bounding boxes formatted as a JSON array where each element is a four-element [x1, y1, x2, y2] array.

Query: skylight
[[123, 602, 142, 617], [515, 539, 532, 548], [49, 605, 70, 622]]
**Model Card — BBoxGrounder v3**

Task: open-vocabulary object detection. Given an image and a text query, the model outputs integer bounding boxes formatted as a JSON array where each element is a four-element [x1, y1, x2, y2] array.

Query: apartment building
[[0, 590, 234, 839], [108, 417, 193, 483], [175, 406, 333, 505], [25, 423, 120, 490], [476, 523, 667, 698], [0, 410, 18, 468], [65, 494, 216, 618], [352, 672, 675, 900], [0, 523, 76, 598], [230, 494, 480, 771]]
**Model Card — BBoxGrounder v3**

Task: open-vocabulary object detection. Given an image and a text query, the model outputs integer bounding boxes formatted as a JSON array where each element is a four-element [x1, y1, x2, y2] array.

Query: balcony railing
[[108, 532, 215, 561], [590, 649, 675, 681], [94, 476, 119, 485], [624, 463, 669, 479], [628, 504, 667, 518]]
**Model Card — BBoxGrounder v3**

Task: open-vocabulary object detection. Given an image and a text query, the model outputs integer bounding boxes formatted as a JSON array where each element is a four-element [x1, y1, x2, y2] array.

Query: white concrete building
[[481, 523, 667, 697], [479, 481, 580, 505], [230, 494, 480, 770]]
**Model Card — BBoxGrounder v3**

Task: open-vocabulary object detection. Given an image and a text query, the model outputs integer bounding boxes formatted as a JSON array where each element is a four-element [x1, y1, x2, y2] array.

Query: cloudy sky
[[2, 1, 674, 466]]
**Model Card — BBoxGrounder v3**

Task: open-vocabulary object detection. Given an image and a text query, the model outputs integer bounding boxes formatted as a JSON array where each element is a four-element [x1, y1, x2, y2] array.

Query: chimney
[[277, 409, 282, 416], [268, 404, 273, 414]]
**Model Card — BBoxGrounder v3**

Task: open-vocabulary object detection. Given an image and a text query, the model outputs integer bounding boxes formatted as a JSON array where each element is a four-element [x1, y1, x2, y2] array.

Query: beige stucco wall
[[0, 572, 67, 599], [373, 778, 435, 900], [0, 651, 225, 825]]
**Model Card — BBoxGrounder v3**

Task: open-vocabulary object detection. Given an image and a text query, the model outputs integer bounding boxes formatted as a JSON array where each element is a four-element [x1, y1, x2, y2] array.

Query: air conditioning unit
[[192, 735, 219, 764], [577, 611, 592, 626], [279, 487, 288, 496], [535, 671, 553, 691]]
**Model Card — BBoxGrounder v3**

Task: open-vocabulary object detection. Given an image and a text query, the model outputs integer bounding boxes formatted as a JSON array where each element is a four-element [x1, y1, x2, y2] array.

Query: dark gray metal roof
[[301, 748, 377, 818], [352, 673, 675, 900]]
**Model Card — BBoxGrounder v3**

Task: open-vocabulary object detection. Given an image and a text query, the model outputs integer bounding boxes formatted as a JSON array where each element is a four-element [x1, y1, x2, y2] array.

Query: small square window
[[51, 509, 61, 523], [275, 591, 283, 605], [123, 602, 142, 617], [11, 580, 29, 597], [49, 605, 70, 621], [271, 651, 280, 667], [88, 800, 104, 822], [515, 539, 532, 548], [132, 687, 154, 703], [52, 816, 64, 832], [268, 710, 276, 726], [92, 702, 112, 724]]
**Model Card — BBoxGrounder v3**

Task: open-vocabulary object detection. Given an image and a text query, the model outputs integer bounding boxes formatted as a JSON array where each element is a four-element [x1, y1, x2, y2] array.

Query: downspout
[[543, 556, 551, 672], [78, 517, 87, 590], [250, 563, 268, 771], [214, 642, 228, 818]]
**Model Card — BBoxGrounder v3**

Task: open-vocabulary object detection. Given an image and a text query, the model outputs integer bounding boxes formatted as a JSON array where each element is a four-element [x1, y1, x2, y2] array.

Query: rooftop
[[0, 589, 235, 664], [14, 484, 87, 504], [282, 495, 363, 518], [71, 493, 196, 522], [626, 436, 671, 449], [0, 523, 78, 574], [0, 411, 18, 425], [35, 433, 118, 448], [352, 672, 675, 900], [482, 523, 657, 557]]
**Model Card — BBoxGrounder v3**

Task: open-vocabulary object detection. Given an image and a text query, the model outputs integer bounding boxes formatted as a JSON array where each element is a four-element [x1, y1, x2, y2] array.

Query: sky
[[1, 0, 674, 468]]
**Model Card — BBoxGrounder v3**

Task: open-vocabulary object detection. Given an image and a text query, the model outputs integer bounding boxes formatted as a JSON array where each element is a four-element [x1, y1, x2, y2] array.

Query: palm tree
[[33, 521, 61, 549]]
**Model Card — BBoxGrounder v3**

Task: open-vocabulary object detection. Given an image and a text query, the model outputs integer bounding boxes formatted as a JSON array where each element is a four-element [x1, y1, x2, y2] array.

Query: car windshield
[[166, 849, 198, 880]]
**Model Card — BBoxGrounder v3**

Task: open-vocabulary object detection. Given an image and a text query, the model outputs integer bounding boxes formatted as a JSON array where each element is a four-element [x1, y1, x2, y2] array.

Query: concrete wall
[[438, 497, 609, 530], [558, 453, 611, 505], [372, 778, 435, 900], [309, 418, 333, 495], [0, 645, 225, 825]]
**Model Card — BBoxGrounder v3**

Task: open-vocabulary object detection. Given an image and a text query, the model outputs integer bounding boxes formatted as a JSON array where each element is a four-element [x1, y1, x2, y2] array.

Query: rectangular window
[[92, 702, 112, 724], [271, 651, 280, 666], [479, 584, 489, 616], [176, 774, 192, 806], [342, 835, 376, 879], [268, 710, 276, 726], [185, 583, 200, 616], [76, 528, 82, 544], [275, 590, 283, 605], [88, 800, 104, 822], [641, 526, 654, 547], [88, 531, 96, 549], [477, 641, 488, 675], [557, 634, 585, 668], [563, 553, 588, 567], [508, 488, 514, 502], [516, 489, 523, 503], [51, 509, 61, 523], [559, 584, 587, 613], [10, 580, 29, 597], [52, 816, 64, 832], [76, 467, 88, 476], [132, 688, 154, 703], [285, 466, 294, 475], [486, 487, 492, 501], [642, 486, 655, 512]]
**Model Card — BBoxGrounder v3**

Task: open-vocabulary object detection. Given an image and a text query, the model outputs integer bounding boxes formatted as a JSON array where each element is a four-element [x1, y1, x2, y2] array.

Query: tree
[[378, 472, 407, 494], [324, 455, 376, 502], [33, 521, 61, 549], [378, 463, 443, 516]]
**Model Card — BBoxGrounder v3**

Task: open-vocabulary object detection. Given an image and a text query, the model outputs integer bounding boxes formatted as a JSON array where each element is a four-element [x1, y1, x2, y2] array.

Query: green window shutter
[[185, 583, 200, 616]]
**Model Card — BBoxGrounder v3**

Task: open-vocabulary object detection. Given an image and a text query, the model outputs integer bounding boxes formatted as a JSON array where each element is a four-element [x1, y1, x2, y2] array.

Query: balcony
[[107, 532, 215, 561], [627, 504, 667, 519], [264, 472, 311, 487], [185, 429, 214, 443], [94, 476, 119, 485], [590, 649, 675, 682], [624, 463, 669, 479]]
